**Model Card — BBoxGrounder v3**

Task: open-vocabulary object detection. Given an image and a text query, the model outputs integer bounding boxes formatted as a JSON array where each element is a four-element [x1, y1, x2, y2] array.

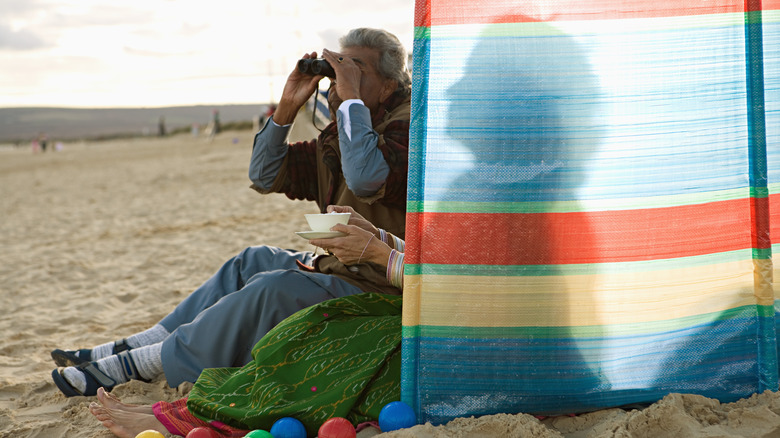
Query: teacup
[[304, 212, 351, 232]]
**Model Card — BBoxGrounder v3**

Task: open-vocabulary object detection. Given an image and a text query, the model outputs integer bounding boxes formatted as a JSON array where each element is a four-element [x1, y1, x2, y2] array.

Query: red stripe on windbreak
[[415, 0, 431, 28], [765, 0, 780, 10], [768, 193, 780, 248], [753, 196, 771, 249], [405, 199, 754, 266], [414, 0, 748, 27]]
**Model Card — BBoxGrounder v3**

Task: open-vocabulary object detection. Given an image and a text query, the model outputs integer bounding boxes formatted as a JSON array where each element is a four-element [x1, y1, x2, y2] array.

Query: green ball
[[245, 430, 274, 438]]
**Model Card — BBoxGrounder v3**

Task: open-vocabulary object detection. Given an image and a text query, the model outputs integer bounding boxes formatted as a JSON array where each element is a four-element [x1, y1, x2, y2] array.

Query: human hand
[[273, 51, 324, 125], [310, 224, 391, 266], [326, 205, 379, 237], [321, 48, 362, 102]]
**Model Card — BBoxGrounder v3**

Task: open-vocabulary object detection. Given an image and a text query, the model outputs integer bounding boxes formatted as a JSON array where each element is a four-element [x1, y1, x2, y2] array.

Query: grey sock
[[61, 343, 164, 393], [61, 367, 88, 393], [88, 324, 170, 361], [60, 355, 126, 394], [97, 355, 127, 383], [90, 342, 114, 361], [128, 343, 164, 381], [98, 345, 164, 382], [126, 324, 170, 349]]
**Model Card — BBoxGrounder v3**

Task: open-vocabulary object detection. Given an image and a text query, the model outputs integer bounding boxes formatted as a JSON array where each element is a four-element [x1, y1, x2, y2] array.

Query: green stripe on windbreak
[[402, 305, 758, 339], [752, 186, 769, 198], [759, 304, 775, 318], [415, 11, 780, 43], [407, 188, 750, 214], [754, 247, 772, 260], [414, 26, 430, 40], [416, 12, 780, 41], [768, 182, 780, 195], [420, 13, 749, 38], [404, 249, 753, 277]]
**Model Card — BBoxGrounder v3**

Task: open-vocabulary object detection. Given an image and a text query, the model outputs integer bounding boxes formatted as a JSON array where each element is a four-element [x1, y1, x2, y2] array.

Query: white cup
[[304, 213, 351, 232]]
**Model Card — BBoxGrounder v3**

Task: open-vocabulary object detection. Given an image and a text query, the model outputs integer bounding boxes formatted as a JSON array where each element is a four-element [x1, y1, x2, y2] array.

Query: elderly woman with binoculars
[[51, 28, 411, 399], [250, 27, 412, 238]]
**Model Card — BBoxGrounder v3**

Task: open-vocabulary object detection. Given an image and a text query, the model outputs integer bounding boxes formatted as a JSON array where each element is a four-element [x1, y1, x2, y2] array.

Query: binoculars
[[297, 58, 336, 79]]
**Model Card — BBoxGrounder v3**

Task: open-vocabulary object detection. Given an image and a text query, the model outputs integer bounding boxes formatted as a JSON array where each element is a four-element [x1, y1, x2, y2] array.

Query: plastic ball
[[378, 401, 417, 432], [245, 430, 275, 438], [269, 417, 307, 438], [318, 417, 356, 438], [134, 431, 165, 438], [186, 427, 219, 438]]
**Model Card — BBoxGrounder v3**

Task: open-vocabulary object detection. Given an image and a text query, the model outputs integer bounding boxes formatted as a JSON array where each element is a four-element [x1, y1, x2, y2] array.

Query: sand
[[2, 126, 780, 437]]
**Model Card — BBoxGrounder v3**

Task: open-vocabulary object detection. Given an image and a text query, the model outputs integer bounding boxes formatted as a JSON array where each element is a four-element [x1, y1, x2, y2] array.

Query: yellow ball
[[135, 430, 165, 438]]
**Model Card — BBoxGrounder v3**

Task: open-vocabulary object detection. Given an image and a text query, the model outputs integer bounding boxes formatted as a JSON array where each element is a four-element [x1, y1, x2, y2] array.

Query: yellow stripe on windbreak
[[402, 259, 756, 328], [757, 258, 775, 306]]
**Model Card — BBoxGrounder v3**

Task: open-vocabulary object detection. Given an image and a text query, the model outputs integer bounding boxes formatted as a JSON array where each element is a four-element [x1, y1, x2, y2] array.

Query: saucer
[[295, 231, 346, 240]]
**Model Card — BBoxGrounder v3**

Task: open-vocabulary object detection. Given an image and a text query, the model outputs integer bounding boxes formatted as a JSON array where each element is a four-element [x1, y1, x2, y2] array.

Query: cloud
[[123, 46, 199, 58], [0, 23, 48, 50], [0, 0, 42, 17], [0, 0, 415, 107], [178, 22, 210, 36], [42, 6, 153, 29]]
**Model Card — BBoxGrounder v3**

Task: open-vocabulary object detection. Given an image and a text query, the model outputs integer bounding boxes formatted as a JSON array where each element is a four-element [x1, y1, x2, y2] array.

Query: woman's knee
[[244, 270, 329, 304], [244, 269, 300, 293]]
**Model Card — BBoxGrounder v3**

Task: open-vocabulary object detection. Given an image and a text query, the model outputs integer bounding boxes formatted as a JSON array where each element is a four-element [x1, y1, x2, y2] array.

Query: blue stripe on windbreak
[[745, 9, 768, 190], [403, 315, 761, 421], [765, 20, 780, 186], [411, 24, 750, 204], [408, 30, 431, 207], [400, 333, 421, 419], [744, 5, 776, 392]]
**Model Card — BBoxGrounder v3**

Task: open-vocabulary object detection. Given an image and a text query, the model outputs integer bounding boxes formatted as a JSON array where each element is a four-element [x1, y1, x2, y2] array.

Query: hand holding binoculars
[[297, 58, 336, 79]]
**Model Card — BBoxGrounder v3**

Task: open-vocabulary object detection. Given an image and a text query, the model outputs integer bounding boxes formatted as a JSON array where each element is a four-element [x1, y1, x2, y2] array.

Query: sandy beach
[[3, 125, 780, 437]]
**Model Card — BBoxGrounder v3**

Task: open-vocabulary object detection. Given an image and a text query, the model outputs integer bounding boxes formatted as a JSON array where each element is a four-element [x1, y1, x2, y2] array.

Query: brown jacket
[[253, 92, 410, 294], [252, 91, 410, 238]]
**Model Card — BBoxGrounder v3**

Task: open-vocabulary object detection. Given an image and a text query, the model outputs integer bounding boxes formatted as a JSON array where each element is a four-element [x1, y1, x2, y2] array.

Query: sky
[[0, 0, 415, 108]]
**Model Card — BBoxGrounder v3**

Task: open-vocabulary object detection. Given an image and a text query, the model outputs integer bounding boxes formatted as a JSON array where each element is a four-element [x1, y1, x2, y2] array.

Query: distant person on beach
[[212, 109, 220, 134], [51, 27, 411, 398], [38, 132, 48, 152], [207, 109, 221, 141], [158, 117, 166, 137]]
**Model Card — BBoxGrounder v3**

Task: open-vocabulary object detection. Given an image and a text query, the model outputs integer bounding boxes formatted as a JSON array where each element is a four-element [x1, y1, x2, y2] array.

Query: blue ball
[[269, 417, 307, 438], [378, 401, 417, 432]]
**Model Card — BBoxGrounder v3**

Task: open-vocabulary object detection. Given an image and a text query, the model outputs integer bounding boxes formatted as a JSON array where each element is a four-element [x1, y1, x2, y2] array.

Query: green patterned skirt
[[186, 292, 402, 433]]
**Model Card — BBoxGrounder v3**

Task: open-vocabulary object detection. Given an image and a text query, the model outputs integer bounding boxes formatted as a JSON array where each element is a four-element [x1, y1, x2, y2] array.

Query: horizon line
[[0, 102, 276, 111]]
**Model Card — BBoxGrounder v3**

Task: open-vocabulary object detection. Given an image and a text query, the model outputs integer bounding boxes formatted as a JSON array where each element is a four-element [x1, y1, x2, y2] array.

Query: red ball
[[317, 417, 356, 438], [186, 427, 219, 438]]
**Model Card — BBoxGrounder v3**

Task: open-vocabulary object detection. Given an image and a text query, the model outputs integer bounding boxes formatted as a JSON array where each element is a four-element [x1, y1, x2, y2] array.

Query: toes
[[97, 387, 121, 409], [105, 389, 123, 404], [89, 403, 111, 422], [96, 387, 109, 403]]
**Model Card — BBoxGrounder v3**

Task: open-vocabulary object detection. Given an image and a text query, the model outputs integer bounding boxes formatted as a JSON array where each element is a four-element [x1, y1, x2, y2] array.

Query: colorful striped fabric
[[402, 0, 780, 423]]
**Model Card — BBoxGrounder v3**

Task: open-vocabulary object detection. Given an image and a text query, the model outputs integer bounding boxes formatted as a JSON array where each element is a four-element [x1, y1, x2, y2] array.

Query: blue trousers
[[158, 245, 363, 386]]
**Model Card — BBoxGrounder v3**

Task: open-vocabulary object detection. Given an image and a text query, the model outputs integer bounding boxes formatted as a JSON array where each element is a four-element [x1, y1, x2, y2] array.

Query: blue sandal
[[51, 362, 117, 397], [51, 350, 144, 397], [51, 339, 131, 367]]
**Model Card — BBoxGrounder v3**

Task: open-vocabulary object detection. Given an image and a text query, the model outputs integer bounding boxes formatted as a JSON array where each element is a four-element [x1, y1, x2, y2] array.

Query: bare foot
[[89, 402, 167, 438], [96, 387, 154, 414]]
